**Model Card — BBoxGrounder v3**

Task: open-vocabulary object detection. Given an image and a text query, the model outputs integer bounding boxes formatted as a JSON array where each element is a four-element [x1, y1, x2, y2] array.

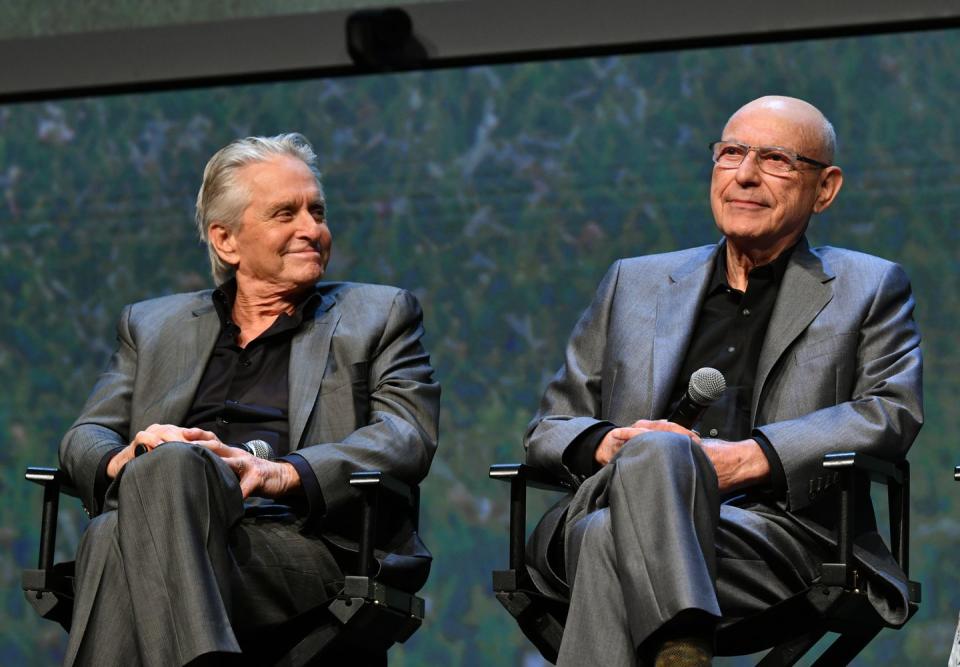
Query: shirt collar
[[709, 239, 797, 294], [211, 279, 321, 334]]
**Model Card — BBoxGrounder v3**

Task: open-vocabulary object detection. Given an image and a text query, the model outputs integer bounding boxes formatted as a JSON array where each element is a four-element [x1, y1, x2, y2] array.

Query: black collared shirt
[[665, 243, 793, 442], [565, 243, 792, 496], [184, 280, 320, 457], [96, 281, 327, 522]]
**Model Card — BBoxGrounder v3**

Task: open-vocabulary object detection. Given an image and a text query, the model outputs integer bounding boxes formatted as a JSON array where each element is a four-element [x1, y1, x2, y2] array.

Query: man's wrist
[[106, 446, 131, 479], [279, 461, 303, 494], [698, 438, 771, 492], [734, 438, 771, 486]]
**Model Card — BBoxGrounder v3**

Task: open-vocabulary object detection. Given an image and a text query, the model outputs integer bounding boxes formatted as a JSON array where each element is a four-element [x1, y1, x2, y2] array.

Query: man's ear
[[813, 166, 844, 214], [208, 222, 240, 267]]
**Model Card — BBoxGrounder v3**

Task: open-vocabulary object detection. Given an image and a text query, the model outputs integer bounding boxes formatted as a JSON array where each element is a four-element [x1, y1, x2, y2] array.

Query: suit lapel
[[139, 301, 220, 428], [288, 293, 340, 450], [752, 238, 835, 423], [650, 245, 719, 418]]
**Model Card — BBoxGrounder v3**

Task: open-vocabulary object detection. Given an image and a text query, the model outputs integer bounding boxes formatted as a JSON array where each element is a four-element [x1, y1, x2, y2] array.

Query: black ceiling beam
[[1, 0, 958, 104]]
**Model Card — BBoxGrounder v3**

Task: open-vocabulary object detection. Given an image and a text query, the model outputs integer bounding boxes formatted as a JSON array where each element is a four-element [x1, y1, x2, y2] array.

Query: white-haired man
[[60, 134, 440, 666], [524, 96, 922, 666]]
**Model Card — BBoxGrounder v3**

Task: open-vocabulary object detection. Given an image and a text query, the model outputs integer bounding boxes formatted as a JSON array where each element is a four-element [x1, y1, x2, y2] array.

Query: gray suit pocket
[[789, 332, 857, 408], [313, 360, 371, 440], [321, 361, 369, 416], [794, 332, 857, 365]]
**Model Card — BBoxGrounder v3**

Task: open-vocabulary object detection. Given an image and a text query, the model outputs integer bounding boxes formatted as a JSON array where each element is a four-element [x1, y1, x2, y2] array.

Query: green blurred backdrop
[[2, 28, 958, 665]]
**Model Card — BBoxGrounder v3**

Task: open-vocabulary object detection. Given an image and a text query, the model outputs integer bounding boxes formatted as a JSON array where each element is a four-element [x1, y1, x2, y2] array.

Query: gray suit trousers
[[556, 433, 830, 667], [64, 443, 342, 667]]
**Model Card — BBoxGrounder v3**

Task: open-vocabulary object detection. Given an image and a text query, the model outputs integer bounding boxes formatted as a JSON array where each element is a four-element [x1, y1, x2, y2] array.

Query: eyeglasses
[[709, 141, 831, 175]]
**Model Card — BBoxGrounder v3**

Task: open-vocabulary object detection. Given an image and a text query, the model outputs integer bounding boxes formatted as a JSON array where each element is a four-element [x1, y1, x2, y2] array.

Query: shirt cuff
[[562, 422, 615, 478], [280, 453, 326, 531], [752, 430, 786, 499], [93, 447, 125, 514]]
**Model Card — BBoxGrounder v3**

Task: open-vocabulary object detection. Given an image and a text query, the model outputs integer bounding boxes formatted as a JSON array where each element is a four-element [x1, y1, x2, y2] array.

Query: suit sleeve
[[59, 305, 136, 516], [290, 289, 440, 524], [755, 262, 923, 512], [524, 262, 621, 485]]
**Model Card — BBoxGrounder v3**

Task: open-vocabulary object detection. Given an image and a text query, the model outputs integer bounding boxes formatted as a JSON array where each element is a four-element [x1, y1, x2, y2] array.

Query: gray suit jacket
[[524, 238, 923, 618], [60, 281, 440, 580]]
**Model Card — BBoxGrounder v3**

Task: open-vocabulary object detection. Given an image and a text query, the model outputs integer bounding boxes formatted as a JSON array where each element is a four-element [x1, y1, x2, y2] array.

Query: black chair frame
[[490, 452, 920, 666], [22, 466, 425, 662]]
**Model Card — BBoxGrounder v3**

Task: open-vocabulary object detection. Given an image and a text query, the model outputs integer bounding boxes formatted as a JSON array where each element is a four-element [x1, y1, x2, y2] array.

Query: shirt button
[[742, 308, 751, 316], [727, 346, 736, 353], [708, 428, 719, 437]]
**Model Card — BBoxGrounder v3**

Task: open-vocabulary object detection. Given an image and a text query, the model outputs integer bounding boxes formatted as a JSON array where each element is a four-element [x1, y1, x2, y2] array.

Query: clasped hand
[[107, 423, 300, 498], [594, 419, 770, 492]]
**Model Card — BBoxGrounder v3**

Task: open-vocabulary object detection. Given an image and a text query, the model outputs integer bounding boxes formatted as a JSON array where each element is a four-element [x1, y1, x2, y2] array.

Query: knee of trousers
[[118, 441, 229, 502], [609, 431, 712, 494], [75, 510, 120, 573], [568, 508, 614, 585], [613, 430, 698, 469], [77, 510, 119, 552]]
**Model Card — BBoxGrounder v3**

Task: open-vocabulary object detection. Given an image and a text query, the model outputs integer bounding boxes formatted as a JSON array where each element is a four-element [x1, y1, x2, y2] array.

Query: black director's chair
[[22, 466, 425, 665], [491, 452, 921, 666]]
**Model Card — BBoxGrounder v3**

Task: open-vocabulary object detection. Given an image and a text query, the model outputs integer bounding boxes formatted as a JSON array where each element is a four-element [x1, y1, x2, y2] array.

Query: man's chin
[[308, 263, 328, 282], [720, 228, 779, 252], [296, 267, 325, 286], [287, 255, 327, 281], [718, 224, 766, 242]]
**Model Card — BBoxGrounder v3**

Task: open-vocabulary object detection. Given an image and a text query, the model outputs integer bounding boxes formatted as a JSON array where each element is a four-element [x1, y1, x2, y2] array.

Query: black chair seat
[[490, 454, 919, 666], [22, 465, 425, 665]]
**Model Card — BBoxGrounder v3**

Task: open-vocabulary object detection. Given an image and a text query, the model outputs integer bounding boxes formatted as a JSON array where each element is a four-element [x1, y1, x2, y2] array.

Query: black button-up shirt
[[665, 243, 792, 442], [565, 243, 791, 496], [184, 280, 320, 457], [96, 280, 327, 522]]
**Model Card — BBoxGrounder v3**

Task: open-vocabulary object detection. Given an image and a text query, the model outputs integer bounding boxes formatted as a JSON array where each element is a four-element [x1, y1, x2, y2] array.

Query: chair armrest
[[822, 452, 903, 484], [819, 453, 911, 586], [349, 471, 420, 577], [489, 463, 570, 575], [24, 467, 69, 573], [489, 463, 571, 492]]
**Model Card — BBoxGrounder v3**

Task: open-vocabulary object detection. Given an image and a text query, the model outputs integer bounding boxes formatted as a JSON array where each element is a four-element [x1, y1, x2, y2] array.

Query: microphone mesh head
[[244, 439, 275, 460], [688, 367, 726, 405]]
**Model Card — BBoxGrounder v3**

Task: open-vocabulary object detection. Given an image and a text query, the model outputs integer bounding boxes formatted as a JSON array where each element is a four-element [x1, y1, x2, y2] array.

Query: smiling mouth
[[728, 199, 768, 208]]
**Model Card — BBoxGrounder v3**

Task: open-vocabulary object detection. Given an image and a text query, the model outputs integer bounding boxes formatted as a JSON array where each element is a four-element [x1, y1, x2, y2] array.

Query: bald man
[[524, 97, 923, 666]]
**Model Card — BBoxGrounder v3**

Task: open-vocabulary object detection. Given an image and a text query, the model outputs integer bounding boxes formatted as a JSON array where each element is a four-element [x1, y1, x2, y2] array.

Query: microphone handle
[[667, 394, 709, 430]]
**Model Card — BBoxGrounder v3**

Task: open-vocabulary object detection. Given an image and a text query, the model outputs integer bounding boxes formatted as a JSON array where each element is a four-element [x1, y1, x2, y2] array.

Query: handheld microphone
[[237, 439, 275, 460], [668, 367, 726, 429]]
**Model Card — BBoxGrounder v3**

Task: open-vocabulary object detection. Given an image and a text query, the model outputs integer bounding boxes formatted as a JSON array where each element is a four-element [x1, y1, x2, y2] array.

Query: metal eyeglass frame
[[709, 141, 831, 174]]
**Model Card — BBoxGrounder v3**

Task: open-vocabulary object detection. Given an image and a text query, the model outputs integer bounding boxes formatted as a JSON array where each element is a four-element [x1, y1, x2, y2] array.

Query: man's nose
[[295, 210, 324, 237], [734, 149, 762, 184]]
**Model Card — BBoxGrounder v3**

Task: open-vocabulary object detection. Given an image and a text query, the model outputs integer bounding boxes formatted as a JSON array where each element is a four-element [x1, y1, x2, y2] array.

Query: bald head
[[711, 95, 845, 265], [724, 96, 836, 165]]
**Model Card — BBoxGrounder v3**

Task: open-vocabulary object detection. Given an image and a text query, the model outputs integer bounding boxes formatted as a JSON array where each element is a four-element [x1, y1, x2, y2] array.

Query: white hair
[[195, 133, 323, 285], [819, 117, 837, 164]]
